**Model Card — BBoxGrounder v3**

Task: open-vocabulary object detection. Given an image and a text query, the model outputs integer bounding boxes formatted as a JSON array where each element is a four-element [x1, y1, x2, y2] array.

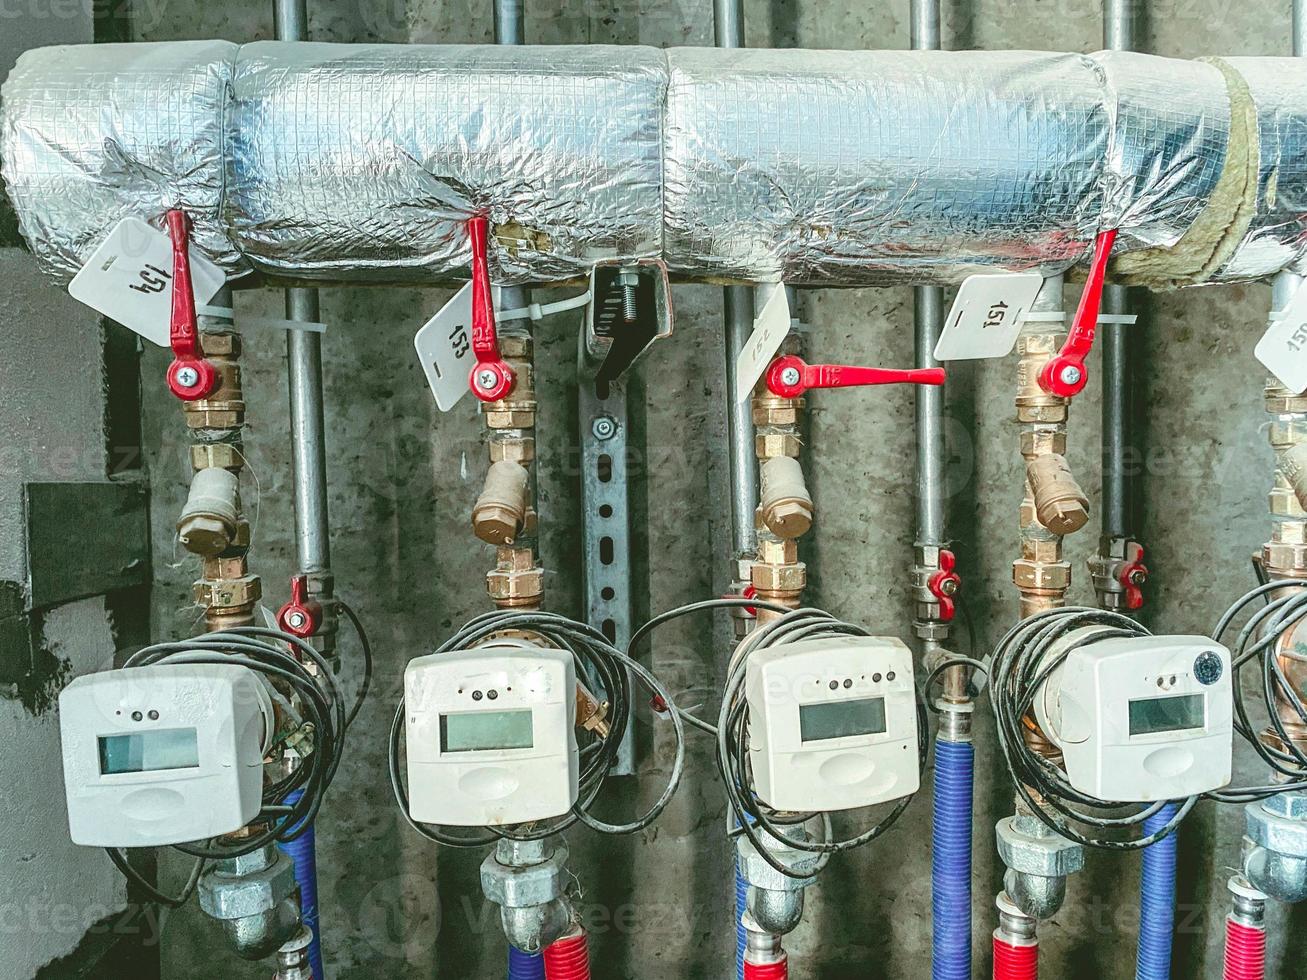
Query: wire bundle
[[108, 605, 372, 905], [1211, 580, 1307, 800], [389, 609, 687, 847], [714, 607, 928, 879], [988, 606, 1196, 850]]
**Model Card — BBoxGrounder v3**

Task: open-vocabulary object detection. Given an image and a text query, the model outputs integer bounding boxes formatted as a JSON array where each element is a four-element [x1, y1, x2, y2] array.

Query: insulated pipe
[[736, 861, 748, 980], [509, 946, 545, 980], [993, 893, 1038, 980], [278, 789, 323, 980], [1135, 803, 1179, 980], [1222, 877, 1267, 980], [542, 930, 590, 980], [932, 738, 974, 980]]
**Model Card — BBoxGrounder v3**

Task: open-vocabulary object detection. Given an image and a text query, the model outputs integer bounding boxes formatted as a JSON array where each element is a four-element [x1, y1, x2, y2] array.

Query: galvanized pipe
[[1296, 0, 1307, 60], [715, 0, 758, 559], [494, 0, 525, 46]]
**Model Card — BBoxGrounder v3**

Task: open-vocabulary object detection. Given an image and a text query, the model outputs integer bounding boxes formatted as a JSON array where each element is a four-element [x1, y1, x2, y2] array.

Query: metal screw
[[939, 578, 959, 596], [286, 611, 307, 630], [618, 269, 639, 324], [476, 369, 499, 391], [1059, 365, 1083, 386], [1128, 568, 1147, 586], [780, 366, 802, 387], [175, 366, 200, 389], [592, 416, 616, 440]]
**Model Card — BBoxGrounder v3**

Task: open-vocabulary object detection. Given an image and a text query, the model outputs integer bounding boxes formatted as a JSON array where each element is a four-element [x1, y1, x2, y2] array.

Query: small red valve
[[927, 549, 962, 622], [765, 354, 945, 399], [466, 215, 515, 403], [277, 574, 323, 639], [1039, 228, 1118, 400], [165, 210, 219, 402], [1119, 542, 1148, 612]]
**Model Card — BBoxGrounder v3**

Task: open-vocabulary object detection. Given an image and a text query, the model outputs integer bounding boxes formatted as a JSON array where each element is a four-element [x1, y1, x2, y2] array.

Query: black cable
[[714, 607, 928, 879], [338, 598, 374, 730], [106, 848, 205, 909], [987, 606, 1197, 850], [389, 608, 687, 847]]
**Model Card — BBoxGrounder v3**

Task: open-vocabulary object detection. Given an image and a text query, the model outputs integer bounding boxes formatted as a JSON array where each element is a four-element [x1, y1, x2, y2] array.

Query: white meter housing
[[1033, 629, 1233, 802], [405, 645, 578, 827], [745, 635, 919, 812], [59, 664, 273, 848]]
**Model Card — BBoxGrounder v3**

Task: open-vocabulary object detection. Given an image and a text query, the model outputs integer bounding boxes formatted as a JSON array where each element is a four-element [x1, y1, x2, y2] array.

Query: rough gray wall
[[62, 0, 1298, 978]]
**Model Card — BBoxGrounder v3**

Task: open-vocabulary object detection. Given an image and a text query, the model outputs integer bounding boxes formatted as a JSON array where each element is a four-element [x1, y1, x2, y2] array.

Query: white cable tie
[[498, 290, 591, 322], [1096, 314, 1139, 325], [1018, 311, 1067, 323], [197, 305, 327, 334]]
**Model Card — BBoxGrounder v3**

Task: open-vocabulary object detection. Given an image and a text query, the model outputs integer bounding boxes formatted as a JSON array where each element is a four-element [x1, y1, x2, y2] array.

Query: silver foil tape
[[662, 48, 1109, 286], [1215, 57, 1307, 281], [226, 42, 666, 285], [1, 40, 243, 281]]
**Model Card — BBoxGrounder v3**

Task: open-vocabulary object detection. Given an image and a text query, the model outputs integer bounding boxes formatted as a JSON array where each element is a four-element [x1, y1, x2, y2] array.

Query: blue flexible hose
[[1136, 803, 1180, 980], [279, 789, 323, 980], [931, 738, 974, 980], [736, 859, 748, 980], [508, 945, 545, 980]]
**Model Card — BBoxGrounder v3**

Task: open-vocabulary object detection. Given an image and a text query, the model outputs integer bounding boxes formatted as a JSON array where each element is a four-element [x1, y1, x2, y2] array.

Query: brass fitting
[[755, 432, 801, 460], [756, 536, 799, 567], [190, 441, 244, 473], [758, 456, 813, 540], [575, 680, 611, 738], [751, 392, 804, 428], [489, 434, 536, 464], [751, 560, 807, 617], [183, 332, 246, 431], [194, 555, 262, 631], [1026, 453, 1090, 536], [484, 335, 537, 430], [177, 466, 241, 557], [1015, 333, 1069, 425], [472, 461, 530, 546], [487, 546, 544, 609]]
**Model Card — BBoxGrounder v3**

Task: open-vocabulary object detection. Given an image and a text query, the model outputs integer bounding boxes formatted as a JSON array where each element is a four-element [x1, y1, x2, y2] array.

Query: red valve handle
[[1120, 542, 1148, 612], [466, 215, 515, 403], [765, 354, 946, 399], [165, 210, 218, 402], [277, 573, 323, 639], [1039, 228, 1118, 400], [927, 548, 961, 622]]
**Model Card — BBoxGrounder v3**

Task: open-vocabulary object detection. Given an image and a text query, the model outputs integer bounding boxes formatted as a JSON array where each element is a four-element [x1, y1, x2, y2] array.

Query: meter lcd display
[[98, 728, 200, 775], [1128, 694, 1206, 736], [799, 697, 887, 742], [440, 710, 534, 752]]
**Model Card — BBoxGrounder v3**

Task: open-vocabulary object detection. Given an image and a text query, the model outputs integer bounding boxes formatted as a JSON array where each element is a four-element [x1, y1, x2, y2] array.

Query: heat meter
[[745, 635, 919, 812], [1033, 629, 1233, 802], [405, 644, 578, 827], [59, 664, 274, 848]]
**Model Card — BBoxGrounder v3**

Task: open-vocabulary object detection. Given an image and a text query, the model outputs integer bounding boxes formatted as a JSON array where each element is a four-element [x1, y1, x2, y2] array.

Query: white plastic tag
[[735, 284, 792, 403], [934, 273, 1044, 361], [414, 282, 476, 412], [68, 218, 226, 348], [1257, 287, 1307, 395]]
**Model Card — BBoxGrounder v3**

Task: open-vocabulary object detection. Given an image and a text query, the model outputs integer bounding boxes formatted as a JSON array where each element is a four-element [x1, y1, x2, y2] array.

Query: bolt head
[[939, 578, 959, 596], [591, 416, 616, 440], [1128, 569, 1147, 586], [286, 611, 307, 629], [1059, 365, 1083, 386], [780, 366, 802, 387], [175, 366, 200, 389], [476, 369, 499, 391]]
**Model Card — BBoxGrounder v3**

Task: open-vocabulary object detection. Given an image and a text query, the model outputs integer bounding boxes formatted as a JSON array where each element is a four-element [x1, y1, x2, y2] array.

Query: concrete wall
[[0, 0, 1293, 977]]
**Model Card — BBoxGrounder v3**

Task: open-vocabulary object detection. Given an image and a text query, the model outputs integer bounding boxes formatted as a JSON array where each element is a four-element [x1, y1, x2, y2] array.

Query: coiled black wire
[[1209, 580, 1307, 801], [105, 607, 373, 903], [389, 609, 686, 848], [715, 607, 929, 879], [988, 606, 1197, 851]]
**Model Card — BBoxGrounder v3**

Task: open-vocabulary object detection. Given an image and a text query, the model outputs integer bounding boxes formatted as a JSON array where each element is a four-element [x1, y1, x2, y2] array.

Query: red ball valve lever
[[1038, 228, 1118, 400], [1120, 542, 1148, 612], [164, 210, 219, 402], [765, 354, 946, 399], [277, 574, 323, 640], [466, 215, 515, 403], [928, 549, 962, 623]]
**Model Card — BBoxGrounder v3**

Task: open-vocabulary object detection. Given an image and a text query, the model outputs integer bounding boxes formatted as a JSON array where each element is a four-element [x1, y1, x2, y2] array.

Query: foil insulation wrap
[[4, 41, 1307, 288], [1093, 52, 1230, 255], [1, 41, 243, 280], [663, 48, 1108, 286], [227, 42, 667, 284], [1214, 57, 1307, 281]]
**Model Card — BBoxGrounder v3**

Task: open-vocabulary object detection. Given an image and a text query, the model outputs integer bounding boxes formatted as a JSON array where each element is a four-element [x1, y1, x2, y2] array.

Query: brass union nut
[[193, 574, 262, 610], [1012, 559, 1070, 592], [489, 437, 536, 464], [1271, 521, 1307, 546], [485, 409, 536, 430], [752, 403, 802, 427], [499, 335, 533, 359], [1019, 429, 1068, 459], [752, 561, 807, 593], [487, 566, 544, 604], [756, 432, 801, 459], [757, 538, 799, 566], [199, 332, 241, 357], [190, 442, 243, 472], [496, 546, 537, 572], [1021, 536, 1063, 564], [1265, 541, 1307, 575]]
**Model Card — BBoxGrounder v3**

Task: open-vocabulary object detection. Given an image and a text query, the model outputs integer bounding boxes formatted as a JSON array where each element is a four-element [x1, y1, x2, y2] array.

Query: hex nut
[[757, 538, 799, 566], [499, 335, 533, 359], [485, 410, 537, 430], [752, 562, 807, 593], [480, 849, 568, 909], [1020, 430, 1068, 458], [752, 405, 801, 427], [490, 438, 536, 464], [199, 332, 241, 358], [190, 443, 243, 471], [1264, 542, 1307, 575], [194, 574, 263, 609], [488, 567, 544, 602], [186, 409, 246, 431], [995, 816, 1085, 878], [1021, 536, 1063, 565], [736, 838, 819, 891], [199, 851, 296, 921], [755, 433, 801, 459], [1012, 559, 1070, 592], [1246, 797, 1307, 858]]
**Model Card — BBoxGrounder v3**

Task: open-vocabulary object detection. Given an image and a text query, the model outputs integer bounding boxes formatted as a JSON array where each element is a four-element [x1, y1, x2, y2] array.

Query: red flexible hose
[[743, 955, 788, 980], [1223, 918, 1266, 980], [993, 936, 1038, 980], [543, 932, 590, 980]]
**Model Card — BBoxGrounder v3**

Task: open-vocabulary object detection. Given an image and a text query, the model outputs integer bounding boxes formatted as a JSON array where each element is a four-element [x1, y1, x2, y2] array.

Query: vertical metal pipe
[[275, 0, 332, 576], [715, 0, 758, 558], [910, 0, 940, 50], [494, 0, 525, 45], [1295, 0, 1307, 59], [1101, 0, 1138, 543]]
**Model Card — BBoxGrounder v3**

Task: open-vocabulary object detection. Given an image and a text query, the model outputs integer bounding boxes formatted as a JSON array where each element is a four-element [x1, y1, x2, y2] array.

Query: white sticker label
[[1257, 287, 1307, 394], [735, 284, 792, 403], [414, 282, 475, 412], [934, 273, 1044, 362], [68, 217, 226, 348]]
